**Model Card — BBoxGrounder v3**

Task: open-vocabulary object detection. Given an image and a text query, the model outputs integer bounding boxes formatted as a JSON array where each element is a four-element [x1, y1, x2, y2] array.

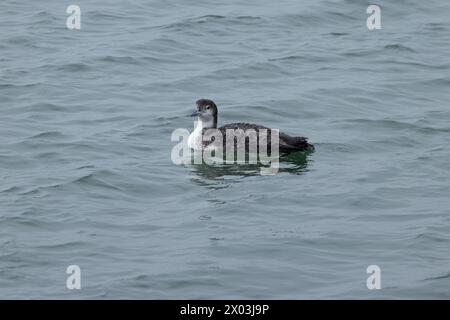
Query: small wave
[[344, 118, 415, 128], [415, 77, 450, 87], [341, 118, 449, 134], [5, 36, 36, 46], [31, 10, 58, 23], [2, 216, 46, 229], [98, 55, 142, 65], [384, 44, 416, 53], [154, 115, 182, 121], [279, 10, 357, 28], [192, 61, 287, 82], [268, 55, 329, 63], [27, 131, 67, 140], [378, 59, 449, 70], [76, 165, 96, 170], [423, 273, 450, 281], [19, 102, 66, 113], [73, 171, 124, 192], [98, 55, 178, 65], [413, 231, 450, 243], [329, 32, 348, 36], [87, 11, 133, 21], [424, 22, 447, 31], [0, 83, 40, 89], [11, 170, 125, 195], [197, 14, 226, 20], [36, 241, 90, 250], [342, 49, 382, 58], [317, 143, 354, 153], [159, 14, 264, 30], [56, 63, 91, 72], [417, 126, 450, 134], [0, 186, 20, 194]]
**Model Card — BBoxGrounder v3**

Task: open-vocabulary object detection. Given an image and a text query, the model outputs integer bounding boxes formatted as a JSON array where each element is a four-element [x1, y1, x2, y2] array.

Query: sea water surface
[[1, 0, 450, 298]]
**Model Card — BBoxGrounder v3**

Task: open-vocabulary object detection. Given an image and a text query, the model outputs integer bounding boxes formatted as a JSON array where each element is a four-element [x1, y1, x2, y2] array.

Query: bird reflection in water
[[188, 150, 313, 185]]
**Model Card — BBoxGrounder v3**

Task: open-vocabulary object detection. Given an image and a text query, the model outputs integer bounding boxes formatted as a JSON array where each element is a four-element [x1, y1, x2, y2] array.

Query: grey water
[[1, 0, 450, 299]]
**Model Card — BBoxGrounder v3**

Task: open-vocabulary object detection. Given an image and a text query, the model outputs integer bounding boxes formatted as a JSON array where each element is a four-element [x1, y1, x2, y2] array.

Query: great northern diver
[[188, 99, 314, 154]]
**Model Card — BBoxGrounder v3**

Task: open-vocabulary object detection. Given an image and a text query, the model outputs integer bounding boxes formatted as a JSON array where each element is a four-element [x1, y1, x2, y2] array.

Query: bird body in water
[[188, 99, 314, 154]]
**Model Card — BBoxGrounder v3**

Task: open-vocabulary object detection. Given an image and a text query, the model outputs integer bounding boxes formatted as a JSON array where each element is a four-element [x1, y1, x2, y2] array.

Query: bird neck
[[196, 116, 217, 130]]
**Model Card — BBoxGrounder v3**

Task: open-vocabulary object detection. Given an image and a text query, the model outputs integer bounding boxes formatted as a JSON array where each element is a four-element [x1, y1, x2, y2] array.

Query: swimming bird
[[188, 99, 314, 154]]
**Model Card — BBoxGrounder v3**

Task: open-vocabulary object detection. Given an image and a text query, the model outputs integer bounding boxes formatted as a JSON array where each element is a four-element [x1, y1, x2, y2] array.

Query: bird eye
[[207, 106, 210, 110]]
